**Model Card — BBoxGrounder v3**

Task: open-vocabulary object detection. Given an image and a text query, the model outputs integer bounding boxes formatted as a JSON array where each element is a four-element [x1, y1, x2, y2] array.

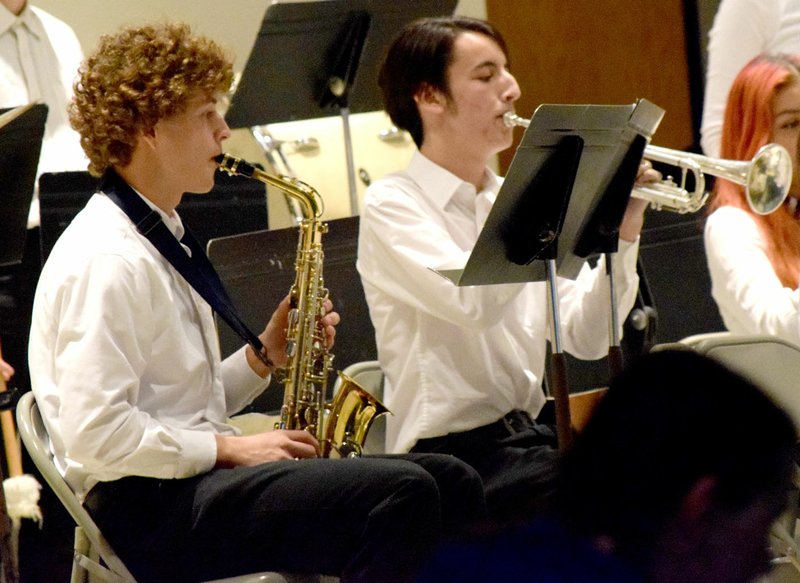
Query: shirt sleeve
[[705, 207, 800, 341], [54, 252, 217, 479], [220, 345, 272, 415]]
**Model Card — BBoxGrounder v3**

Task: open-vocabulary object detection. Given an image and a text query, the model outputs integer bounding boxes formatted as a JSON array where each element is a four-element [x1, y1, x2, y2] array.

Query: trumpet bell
[[746, 143, 794, 215]]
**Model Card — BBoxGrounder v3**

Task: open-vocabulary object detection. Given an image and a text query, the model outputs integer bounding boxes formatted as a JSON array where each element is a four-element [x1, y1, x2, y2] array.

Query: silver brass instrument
[[503, 112, 793, 215], [216, 153, 389, 458]]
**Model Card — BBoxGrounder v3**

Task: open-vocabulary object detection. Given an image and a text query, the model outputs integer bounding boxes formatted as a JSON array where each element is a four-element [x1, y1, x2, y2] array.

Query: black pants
[[84, 453, 485, 583], [411, 410, 560, 525]]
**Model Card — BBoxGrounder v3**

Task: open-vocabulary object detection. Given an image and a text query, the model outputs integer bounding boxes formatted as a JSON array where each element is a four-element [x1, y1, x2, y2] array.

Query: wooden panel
[[487, 0, 694, 172]]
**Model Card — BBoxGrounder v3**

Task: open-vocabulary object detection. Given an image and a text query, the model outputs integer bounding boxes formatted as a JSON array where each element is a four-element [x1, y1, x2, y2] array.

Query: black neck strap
[[101, 170, 272, 367]]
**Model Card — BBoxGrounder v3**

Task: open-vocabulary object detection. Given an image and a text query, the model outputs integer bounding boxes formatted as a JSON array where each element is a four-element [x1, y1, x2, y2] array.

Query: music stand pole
[[340, 107, 359, 214], [605, 253, 624, 379], [545, 258, 573, 449], [251, 127, 305, 225], [573, 133, 651, 380]]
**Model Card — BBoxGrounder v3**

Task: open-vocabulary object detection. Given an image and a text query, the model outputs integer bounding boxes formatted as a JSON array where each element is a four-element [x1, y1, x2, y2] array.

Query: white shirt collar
[[405, 151, 501, 211], [0, 4, 42, 40]]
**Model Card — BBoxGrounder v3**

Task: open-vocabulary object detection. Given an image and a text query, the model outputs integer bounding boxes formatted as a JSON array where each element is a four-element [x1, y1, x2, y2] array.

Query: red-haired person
[[705, 54, 800, 342]]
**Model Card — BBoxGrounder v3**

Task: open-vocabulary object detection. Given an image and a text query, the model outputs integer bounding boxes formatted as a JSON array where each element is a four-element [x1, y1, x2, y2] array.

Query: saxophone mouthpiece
[[216, 153, 256, 178]]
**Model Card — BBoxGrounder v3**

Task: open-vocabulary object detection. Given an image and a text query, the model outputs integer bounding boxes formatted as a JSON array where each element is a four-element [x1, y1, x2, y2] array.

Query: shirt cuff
[[176, 428, 218, 476]]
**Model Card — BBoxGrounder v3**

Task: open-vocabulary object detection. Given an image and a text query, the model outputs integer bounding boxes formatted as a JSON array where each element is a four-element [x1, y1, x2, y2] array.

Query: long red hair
[[708, 54, 800, 288]]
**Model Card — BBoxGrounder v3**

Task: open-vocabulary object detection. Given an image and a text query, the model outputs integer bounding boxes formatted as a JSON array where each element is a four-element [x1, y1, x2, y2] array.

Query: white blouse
[[704, 206, 800, 341]]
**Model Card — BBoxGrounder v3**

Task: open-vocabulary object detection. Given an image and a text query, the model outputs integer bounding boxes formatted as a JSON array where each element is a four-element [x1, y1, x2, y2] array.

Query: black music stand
[[437, 99, 665, 449], [225, 0, 457, 214], [0, 102, 45, 583], [0, 103, 47, 267]]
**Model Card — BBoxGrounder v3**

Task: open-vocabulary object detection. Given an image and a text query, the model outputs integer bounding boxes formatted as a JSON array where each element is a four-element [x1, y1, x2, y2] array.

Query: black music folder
[[436, 98, 665, 286], [0, 103, 47, 266], [225, 0, 457, 128]]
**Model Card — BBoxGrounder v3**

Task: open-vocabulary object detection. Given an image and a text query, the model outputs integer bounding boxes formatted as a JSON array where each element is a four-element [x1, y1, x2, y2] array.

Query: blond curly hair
[[69, 22, 234, 176]]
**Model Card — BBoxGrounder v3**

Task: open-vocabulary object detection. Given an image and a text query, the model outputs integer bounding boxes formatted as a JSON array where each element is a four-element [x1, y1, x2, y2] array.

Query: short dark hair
[[378, 16, 509, 148], [556, 349, 796, 569]]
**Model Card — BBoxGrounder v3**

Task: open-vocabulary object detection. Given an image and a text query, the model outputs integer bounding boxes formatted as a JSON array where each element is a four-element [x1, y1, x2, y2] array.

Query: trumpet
[[503, 112, 793, 215]]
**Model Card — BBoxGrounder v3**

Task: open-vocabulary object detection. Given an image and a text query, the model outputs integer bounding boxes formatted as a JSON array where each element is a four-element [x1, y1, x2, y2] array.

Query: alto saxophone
[[216, 153, 389, 458]]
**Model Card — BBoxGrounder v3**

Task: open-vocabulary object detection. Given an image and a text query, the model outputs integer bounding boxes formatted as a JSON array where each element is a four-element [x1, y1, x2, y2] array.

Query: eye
[[474, 66, 496, 82]]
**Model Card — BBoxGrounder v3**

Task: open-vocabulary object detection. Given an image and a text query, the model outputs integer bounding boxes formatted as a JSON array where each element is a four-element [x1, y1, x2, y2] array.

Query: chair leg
[[71, 527, 90, 583]]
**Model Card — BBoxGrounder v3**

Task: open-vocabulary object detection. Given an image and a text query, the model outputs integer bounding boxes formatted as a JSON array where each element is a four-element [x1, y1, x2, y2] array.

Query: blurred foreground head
[[557, 349, 797, 583]]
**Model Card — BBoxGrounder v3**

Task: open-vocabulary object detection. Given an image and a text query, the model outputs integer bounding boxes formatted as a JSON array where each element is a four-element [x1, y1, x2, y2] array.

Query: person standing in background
[[701, 0, 800, 157], [0, 0, 86, 393]]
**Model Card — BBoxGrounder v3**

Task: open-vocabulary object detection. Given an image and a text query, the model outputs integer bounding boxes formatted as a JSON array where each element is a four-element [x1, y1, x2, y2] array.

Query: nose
[[216, 114, 231, 142], [502, 70, 521, 103]]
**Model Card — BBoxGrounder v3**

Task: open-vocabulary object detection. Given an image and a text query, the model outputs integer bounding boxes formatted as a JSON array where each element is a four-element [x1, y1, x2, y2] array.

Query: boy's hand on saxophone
[[246, 294, 341, 378], [214, 429, 321, 467]]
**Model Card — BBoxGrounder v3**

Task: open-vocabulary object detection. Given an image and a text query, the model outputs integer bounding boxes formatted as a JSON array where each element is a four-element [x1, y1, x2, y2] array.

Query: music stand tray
[[0, 103, 47, 267]]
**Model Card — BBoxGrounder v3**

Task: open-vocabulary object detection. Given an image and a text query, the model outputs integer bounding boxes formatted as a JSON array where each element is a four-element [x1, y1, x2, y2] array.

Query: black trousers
[[411, 410, 560, 525], [84, 453, 485, 583]]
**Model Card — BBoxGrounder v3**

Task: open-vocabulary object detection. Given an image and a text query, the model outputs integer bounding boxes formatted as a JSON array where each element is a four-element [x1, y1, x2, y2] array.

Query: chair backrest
[[332, 360, 386, 455], [15, 391, 137, 582], [661, 332, 800, 431]]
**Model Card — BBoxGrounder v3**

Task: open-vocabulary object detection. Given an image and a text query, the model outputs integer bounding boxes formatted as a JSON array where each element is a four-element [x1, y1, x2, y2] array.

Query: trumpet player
[[357, 15, 661, 525], [705, 53, 800, 344], [28, 22, 485, 583]]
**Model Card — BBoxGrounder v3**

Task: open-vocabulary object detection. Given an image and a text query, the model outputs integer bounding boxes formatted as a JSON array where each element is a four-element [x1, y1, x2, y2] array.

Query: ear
[[413, 83, 446, 115], [137, 125, 158, 151]]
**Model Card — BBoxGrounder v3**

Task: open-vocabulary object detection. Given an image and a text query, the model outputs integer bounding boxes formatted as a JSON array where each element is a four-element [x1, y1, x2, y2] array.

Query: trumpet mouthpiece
[[503, 111, 529, 129]]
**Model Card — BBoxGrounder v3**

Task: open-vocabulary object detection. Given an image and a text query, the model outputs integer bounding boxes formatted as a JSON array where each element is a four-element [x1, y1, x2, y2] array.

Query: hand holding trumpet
[[619, 160, 662, 242]]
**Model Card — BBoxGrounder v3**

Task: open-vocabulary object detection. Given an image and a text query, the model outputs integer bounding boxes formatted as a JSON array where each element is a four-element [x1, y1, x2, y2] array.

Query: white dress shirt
[[357, 152, 641, 453], [701, 0, 800, 157], [29, 192, 270, 499], [0, 3, 87, 227], [705, 206, 800, 341]]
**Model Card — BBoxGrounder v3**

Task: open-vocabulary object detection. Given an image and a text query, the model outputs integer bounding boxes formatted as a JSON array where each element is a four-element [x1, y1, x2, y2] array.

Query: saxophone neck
[[215, 153, 324, 219]]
